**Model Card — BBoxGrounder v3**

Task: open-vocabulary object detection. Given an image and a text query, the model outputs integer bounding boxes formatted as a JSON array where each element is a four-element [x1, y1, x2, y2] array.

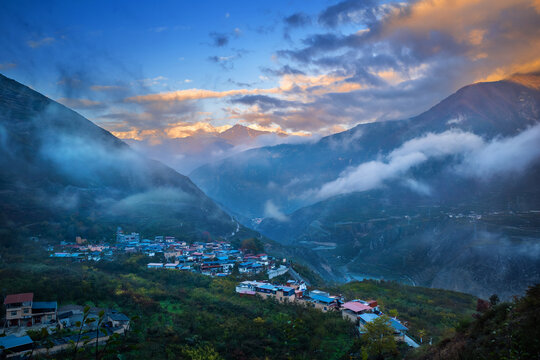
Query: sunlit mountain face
[[1, 0, 540, 310]]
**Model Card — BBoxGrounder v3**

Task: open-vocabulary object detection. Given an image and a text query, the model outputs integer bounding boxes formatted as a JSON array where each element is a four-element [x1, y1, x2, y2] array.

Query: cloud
[[57, 97, 106, 110], [108, 188, 193, 215], [313, 130, 484, 200], [27, 36, 55, 48], [125, 87, 280, 104], [312, 124, 540, 201], [318, 0, 384, 28], [150, 26, 168, 33], [231, 95, 299, 111], [0, 62, 16, 70], [263, 200, 289, 222], [256, 0, 540, 137], [209, 32, 230, 47], [207, 55, 238, 70], [284, 12, 311, 28], [164, 122, 232, 139], [90, 85, 125, 92], [283, 12, 312, 39], [207, 48, 247, 70], [460, 123, 540, 179]]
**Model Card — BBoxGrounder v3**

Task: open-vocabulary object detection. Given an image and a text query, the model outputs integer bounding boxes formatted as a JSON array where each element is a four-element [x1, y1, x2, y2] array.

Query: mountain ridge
[[0, 73, 243, 242], [190, 74, 540, 298]]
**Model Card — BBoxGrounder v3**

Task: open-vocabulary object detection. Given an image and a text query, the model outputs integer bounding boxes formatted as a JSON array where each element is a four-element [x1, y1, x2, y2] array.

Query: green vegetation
[[361, 315, 398, 359], [415, 284, 540, 360], [0, 242, 479, 359], [0, 252, 354, 359], [330, 280, 477, 343]]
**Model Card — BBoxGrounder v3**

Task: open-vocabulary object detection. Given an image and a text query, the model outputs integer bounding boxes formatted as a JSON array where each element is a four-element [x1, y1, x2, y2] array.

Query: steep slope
[[191, 76, 540, 219], [0, 73, 240, 241], [417, 284, 540, 360]]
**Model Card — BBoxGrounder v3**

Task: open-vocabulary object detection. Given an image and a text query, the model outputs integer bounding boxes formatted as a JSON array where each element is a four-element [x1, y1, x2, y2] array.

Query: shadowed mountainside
[[0, 73, 244, 242], [191, 75, 540, 298]]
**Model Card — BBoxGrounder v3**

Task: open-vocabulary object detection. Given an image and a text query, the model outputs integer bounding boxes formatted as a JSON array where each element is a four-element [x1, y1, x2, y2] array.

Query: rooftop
[[359, 313, 380, 322], [309, 293, 336, 304], [108, 311, 130, 322], [0, 335, 33, 349], [343, 301, 372, 313], [257, 283, 276, 291], [32, 301, 58, 310], [4, 293, 34, 305], [359, 313, 408, 332]]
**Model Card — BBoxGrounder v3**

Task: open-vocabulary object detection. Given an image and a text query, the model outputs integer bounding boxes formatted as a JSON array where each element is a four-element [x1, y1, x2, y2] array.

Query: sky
[[1, 0, 540, 143]]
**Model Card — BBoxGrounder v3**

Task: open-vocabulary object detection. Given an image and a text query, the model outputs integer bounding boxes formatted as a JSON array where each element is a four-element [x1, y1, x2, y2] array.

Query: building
[[3, 293, 57, 327], [304, 290, 340, 312], [341, 300, 376, 323], [106, 310, 130, 331], [0, 335, 33, 357], [31, 301, 58, 325], [117, 231, 140, 243], [358, 313, 409, 341], [235, 281, 296, 302], [4, 293, 33, 327]]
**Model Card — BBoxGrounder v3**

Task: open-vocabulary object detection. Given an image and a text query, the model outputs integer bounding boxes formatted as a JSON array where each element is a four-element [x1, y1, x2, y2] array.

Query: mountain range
[[0, 73, 246, 243], [2, 70, 539, 299], [126, 124, 291, 174], [191, 74, 540, 298]]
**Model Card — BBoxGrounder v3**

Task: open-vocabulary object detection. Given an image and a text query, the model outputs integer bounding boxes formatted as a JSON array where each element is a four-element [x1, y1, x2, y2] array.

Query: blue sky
[[1, 0, 539, 140]]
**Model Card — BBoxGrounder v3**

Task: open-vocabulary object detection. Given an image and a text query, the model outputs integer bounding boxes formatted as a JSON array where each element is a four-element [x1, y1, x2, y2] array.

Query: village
[[235, 280, 420, 348], [30, 226, 422, 355], [0, 292, 130, 358], [48, 227, 290, 279]]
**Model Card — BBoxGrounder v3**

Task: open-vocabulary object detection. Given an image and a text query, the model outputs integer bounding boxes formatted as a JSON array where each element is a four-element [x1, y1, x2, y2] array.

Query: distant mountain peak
[[218, 124, 286, 144]]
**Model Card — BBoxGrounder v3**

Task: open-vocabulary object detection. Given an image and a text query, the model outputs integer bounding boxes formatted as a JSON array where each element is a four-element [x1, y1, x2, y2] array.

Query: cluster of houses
[[235, 280, 419, 348], [147, 242, 289, 278], [48, 229, 170, 261], [48, 229, 289, 281], [1, 292, 130, 357]]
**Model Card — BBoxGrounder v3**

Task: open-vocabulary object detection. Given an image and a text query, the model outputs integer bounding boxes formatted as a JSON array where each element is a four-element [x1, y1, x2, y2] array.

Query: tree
[[181, 344, 223, 360], [489, 294, 500, 306], [361, 315, 398, 360], [388, 309, 398, 318]]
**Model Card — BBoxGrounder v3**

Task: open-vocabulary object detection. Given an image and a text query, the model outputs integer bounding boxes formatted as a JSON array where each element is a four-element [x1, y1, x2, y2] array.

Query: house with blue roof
[[304, 290, 341, 312], [359, 313, 409, 341], [32, 301, 58, 325], [0, 335, 33, 356]]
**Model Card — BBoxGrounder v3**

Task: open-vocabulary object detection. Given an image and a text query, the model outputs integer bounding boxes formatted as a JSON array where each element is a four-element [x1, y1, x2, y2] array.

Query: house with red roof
[[341, 300, 375, 322], [3, 293, 58, 327]]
